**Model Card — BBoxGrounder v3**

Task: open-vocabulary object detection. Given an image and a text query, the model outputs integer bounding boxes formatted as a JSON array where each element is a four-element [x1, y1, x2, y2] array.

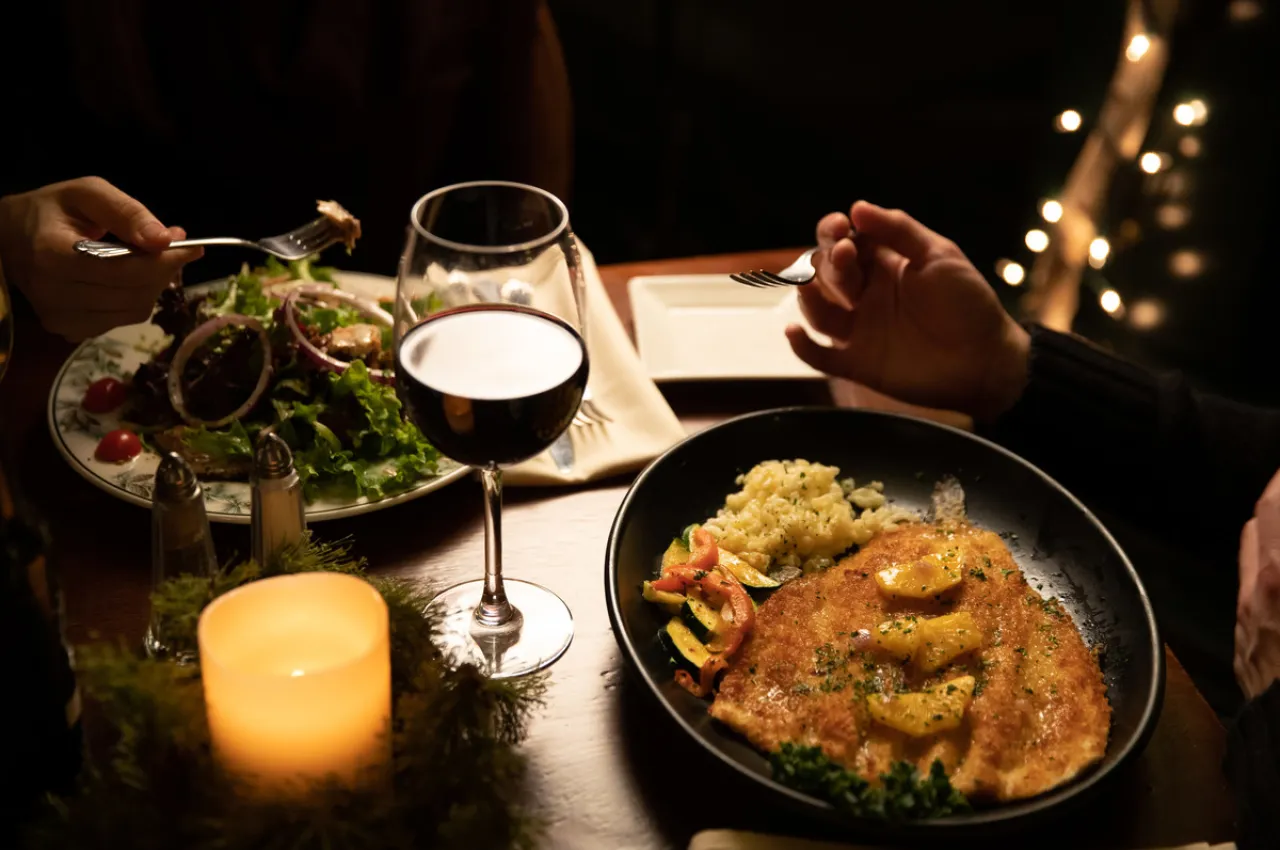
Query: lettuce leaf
[[181, 420, 254, 462], [277, 361, 438, 501]]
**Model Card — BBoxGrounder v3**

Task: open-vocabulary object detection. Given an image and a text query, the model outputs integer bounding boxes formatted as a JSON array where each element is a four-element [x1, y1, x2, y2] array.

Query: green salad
[[126, 257, 440, 501]]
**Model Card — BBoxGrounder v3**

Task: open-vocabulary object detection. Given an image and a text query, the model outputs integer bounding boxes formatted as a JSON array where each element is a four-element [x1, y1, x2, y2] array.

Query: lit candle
[[198, 572, 391, 794]]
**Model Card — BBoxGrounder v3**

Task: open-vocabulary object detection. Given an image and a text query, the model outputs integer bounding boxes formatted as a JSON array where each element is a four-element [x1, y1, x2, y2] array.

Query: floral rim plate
[[46, 272, 470, 524]]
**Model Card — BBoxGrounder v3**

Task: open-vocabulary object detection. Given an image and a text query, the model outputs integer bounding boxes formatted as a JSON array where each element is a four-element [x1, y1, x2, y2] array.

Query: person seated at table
[[1, 0, 570, 283], [788, 201, 1280, 848]]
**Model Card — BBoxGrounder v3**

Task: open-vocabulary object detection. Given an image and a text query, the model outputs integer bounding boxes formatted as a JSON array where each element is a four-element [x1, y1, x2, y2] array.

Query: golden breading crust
[[709, 523, 1110, 801]]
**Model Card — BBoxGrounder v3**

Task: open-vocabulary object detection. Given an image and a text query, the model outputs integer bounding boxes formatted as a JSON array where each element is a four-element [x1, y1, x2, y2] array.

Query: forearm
[[979, 326, 1280, 552]]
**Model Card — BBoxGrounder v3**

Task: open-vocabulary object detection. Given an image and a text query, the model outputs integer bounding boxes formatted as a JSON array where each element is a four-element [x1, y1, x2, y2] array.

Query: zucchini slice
[[661, 538, 691, 571], [642, 581, 686, 614], [658, 617, 711, 674], [718, 550, 781, 590], [681, 595, 721, 642]]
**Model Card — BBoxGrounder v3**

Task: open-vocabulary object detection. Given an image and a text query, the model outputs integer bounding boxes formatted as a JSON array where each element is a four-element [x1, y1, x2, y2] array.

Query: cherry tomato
[[83, 377, 128, 413], [95, 429, 143, 464]]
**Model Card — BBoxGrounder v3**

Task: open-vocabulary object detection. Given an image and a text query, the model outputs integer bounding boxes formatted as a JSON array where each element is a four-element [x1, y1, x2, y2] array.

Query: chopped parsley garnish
[[968, 567, 987, 581], [770, 745, 970, 820]]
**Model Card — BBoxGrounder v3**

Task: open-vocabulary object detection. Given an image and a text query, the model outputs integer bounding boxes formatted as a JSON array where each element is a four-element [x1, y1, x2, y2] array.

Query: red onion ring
[[167, 315, 273, 427], [282, 286, 393, 384]]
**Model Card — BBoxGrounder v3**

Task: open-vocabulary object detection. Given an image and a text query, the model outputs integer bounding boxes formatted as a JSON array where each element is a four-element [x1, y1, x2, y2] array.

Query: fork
[[73, 216, 347, 261], [729, 247, 819, 288], [573, 387, 611, 427]]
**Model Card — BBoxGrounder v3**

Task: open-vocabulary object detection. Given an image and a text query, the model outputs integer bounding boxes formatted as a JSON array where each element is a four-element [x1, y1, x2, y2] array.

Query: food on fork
[[317, 200, 362, 251]]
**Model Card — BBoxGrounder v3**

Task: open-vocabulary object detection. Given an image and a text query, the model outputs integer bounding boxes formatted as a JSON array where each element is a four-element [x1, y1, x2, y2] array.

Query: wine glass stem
[[475, 464, 515, 628]]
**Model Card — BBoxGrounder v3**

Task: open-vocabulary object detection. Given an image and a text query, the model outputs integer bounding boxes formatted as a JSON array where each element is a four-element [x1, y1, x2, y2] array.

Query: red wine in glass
[[396, 303, 587, 677], [396, 305, 587, 466]]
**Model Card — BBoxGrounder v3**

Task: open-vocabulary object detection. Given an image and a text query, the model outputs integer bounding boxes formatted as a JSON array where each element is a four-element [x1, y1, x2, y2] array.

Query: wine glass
[[394, 181, 586, 678]]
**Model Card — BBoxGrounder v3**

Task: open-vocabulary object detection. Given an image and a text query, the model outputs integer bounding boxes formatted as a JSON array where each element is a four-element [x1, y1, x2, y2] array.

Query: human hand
[[0, 177, 203, 341], [1236, 469, 1280, 700], [785, 201, 1030, 421]]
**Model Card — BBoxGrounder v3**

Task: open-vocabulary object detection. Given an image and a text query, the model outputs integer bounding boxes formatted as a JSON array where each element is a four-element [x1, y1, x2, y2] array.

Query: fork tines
[[290, 217, 339, 251], [730, 271, 792, 287]]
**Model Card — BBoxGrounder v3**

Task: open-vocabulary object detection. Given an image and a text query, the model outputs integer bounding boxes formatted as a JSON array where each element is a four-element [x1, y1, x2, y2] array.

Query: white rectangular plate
[[628, 275, 830, 382]]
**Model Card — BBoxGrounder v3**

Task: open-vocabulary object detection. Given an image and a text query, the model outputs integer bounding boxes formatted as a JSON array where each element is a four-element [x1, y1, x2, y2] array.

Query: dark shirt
[[983, 325, 1280, 848]]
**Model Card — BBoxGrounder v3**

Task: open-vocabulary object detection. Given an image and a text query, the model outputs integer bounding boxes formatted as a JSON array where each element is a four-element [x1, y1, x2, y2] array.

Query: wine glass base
[[427, 578, 573, 678]]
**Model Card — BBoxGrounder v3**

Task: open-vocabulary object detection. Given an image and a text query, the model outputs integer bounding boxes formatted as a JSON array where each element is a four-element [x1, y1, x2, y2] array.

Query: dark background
[[554, 0, 1279, 404], [5, 1, 1277, 403]]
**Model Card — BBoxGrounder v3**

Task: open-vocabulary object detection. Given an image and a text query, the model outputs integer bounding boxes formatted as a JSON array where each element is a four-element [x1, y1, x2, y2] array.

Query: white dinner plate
[[47, 272, 469, 524], [627, 275, 830, 382]]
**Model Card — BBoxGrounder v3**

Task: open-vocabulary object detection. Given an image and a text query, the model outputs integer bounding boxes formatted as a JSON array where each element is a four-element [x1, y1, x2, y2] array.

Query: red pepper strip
[[652, 563, 758, 700], [676, 655, 729, 697], [687, 528, 720, 571], [662, 527, 719, 578], [705, 571, 754, 657], [654, 565, 756, 653], [650, 574, 687, 593]]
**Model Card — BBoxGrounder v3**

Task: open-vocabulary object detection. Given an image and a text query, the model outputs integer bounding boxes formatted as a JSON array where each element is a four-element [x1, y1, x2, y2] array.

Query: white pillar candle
[[198, 572, 391, 794]]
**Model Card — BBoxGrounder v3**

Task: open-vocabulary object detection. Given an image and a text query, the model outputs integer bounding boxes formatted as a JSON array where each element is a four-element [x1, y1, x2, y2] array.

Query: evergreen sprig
[[26, 533, 545, 849]]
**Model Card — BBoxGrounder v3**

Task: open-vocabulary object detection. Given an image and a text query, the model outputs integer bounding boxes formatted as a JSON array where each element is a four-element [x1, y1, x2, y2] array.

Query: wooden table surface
[[0, 249, 1236, 849]]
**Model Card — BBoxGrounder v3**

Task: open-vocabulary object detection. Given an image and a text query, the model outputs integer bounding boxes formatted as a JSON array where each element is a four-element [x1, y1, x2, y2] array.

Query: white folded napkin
[[505, 244, 686, 485], [688, 830, 1236, 850]]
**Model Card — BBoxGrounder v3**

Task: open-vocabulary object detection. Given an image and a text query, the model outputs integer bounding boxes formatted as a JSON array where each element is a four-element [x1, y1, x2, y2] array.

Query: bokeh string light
[[1088, 237, 1111, 269], [1125, 33, 1152, 62], [1055, 109, 1083, 133], [997, 5, 1253, 332], [995, 259, 1025, 286]]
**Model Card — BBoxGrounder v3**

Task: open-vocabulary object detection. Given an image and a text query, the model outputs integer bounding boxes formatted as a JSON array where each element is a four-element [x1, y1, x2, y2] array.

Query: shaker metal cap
[[154, 451, 201, 502], [254, 432, 295, 480]]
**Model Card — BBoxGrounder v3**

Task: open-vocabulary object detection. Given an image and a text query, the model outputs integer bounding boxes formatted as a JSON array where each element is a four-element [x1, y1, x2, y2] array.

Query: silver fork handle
[[74, 237, 257, 258]]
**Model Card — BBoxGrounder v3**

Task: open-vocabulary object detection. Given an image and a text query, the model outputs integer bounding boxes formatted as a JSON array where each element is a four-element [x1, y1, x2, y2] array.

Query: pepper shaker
[[146, 452, 217, 661], [251, 432, 306, 569]]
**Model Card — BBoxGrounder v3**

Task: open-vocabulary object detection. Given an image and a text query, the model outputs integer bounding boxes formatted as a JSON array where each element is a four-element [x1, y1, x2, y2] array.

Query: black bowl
[[605, 407, 1163, 839]]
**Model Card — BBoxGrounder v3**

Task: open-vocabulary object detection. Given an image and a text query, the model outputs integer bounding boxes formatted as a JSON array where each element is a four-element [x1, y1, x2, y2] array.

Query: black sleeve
[[1226, 681, 1280, 849], [979, 325, 1280, 558]]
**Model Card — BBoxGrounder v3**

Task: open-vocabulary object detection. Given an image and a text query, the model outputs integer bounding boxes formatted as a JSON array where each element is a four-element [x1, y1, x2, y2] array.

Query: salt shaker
[[250, 432, 306, 569], [146, 451, 217, 661]]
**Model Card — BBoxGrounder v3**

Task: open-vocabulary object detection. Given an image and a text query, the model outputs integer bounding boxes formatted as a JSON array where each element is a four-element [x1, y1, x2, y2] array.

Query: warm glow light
[[199, 573, 392, 795], [1229, 0, 1263, 23], [1140, 152, 1166, 174], [1025, 229, 1049, 253], [1156, 204, 1191, 230], [1169, 249, 1205, 278], [1174, 100, 1208, 127], [1126, 33, 1152, 62], [996, 259, 1025, 286], [1089, 237, 1111, 269], [1041, 200, 1064, 223], [1100, 289, 1122, 315], [1179, 136, 1203, 158], [1055, 109, 1082, 133], [1130, 299, 1164, 330]]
